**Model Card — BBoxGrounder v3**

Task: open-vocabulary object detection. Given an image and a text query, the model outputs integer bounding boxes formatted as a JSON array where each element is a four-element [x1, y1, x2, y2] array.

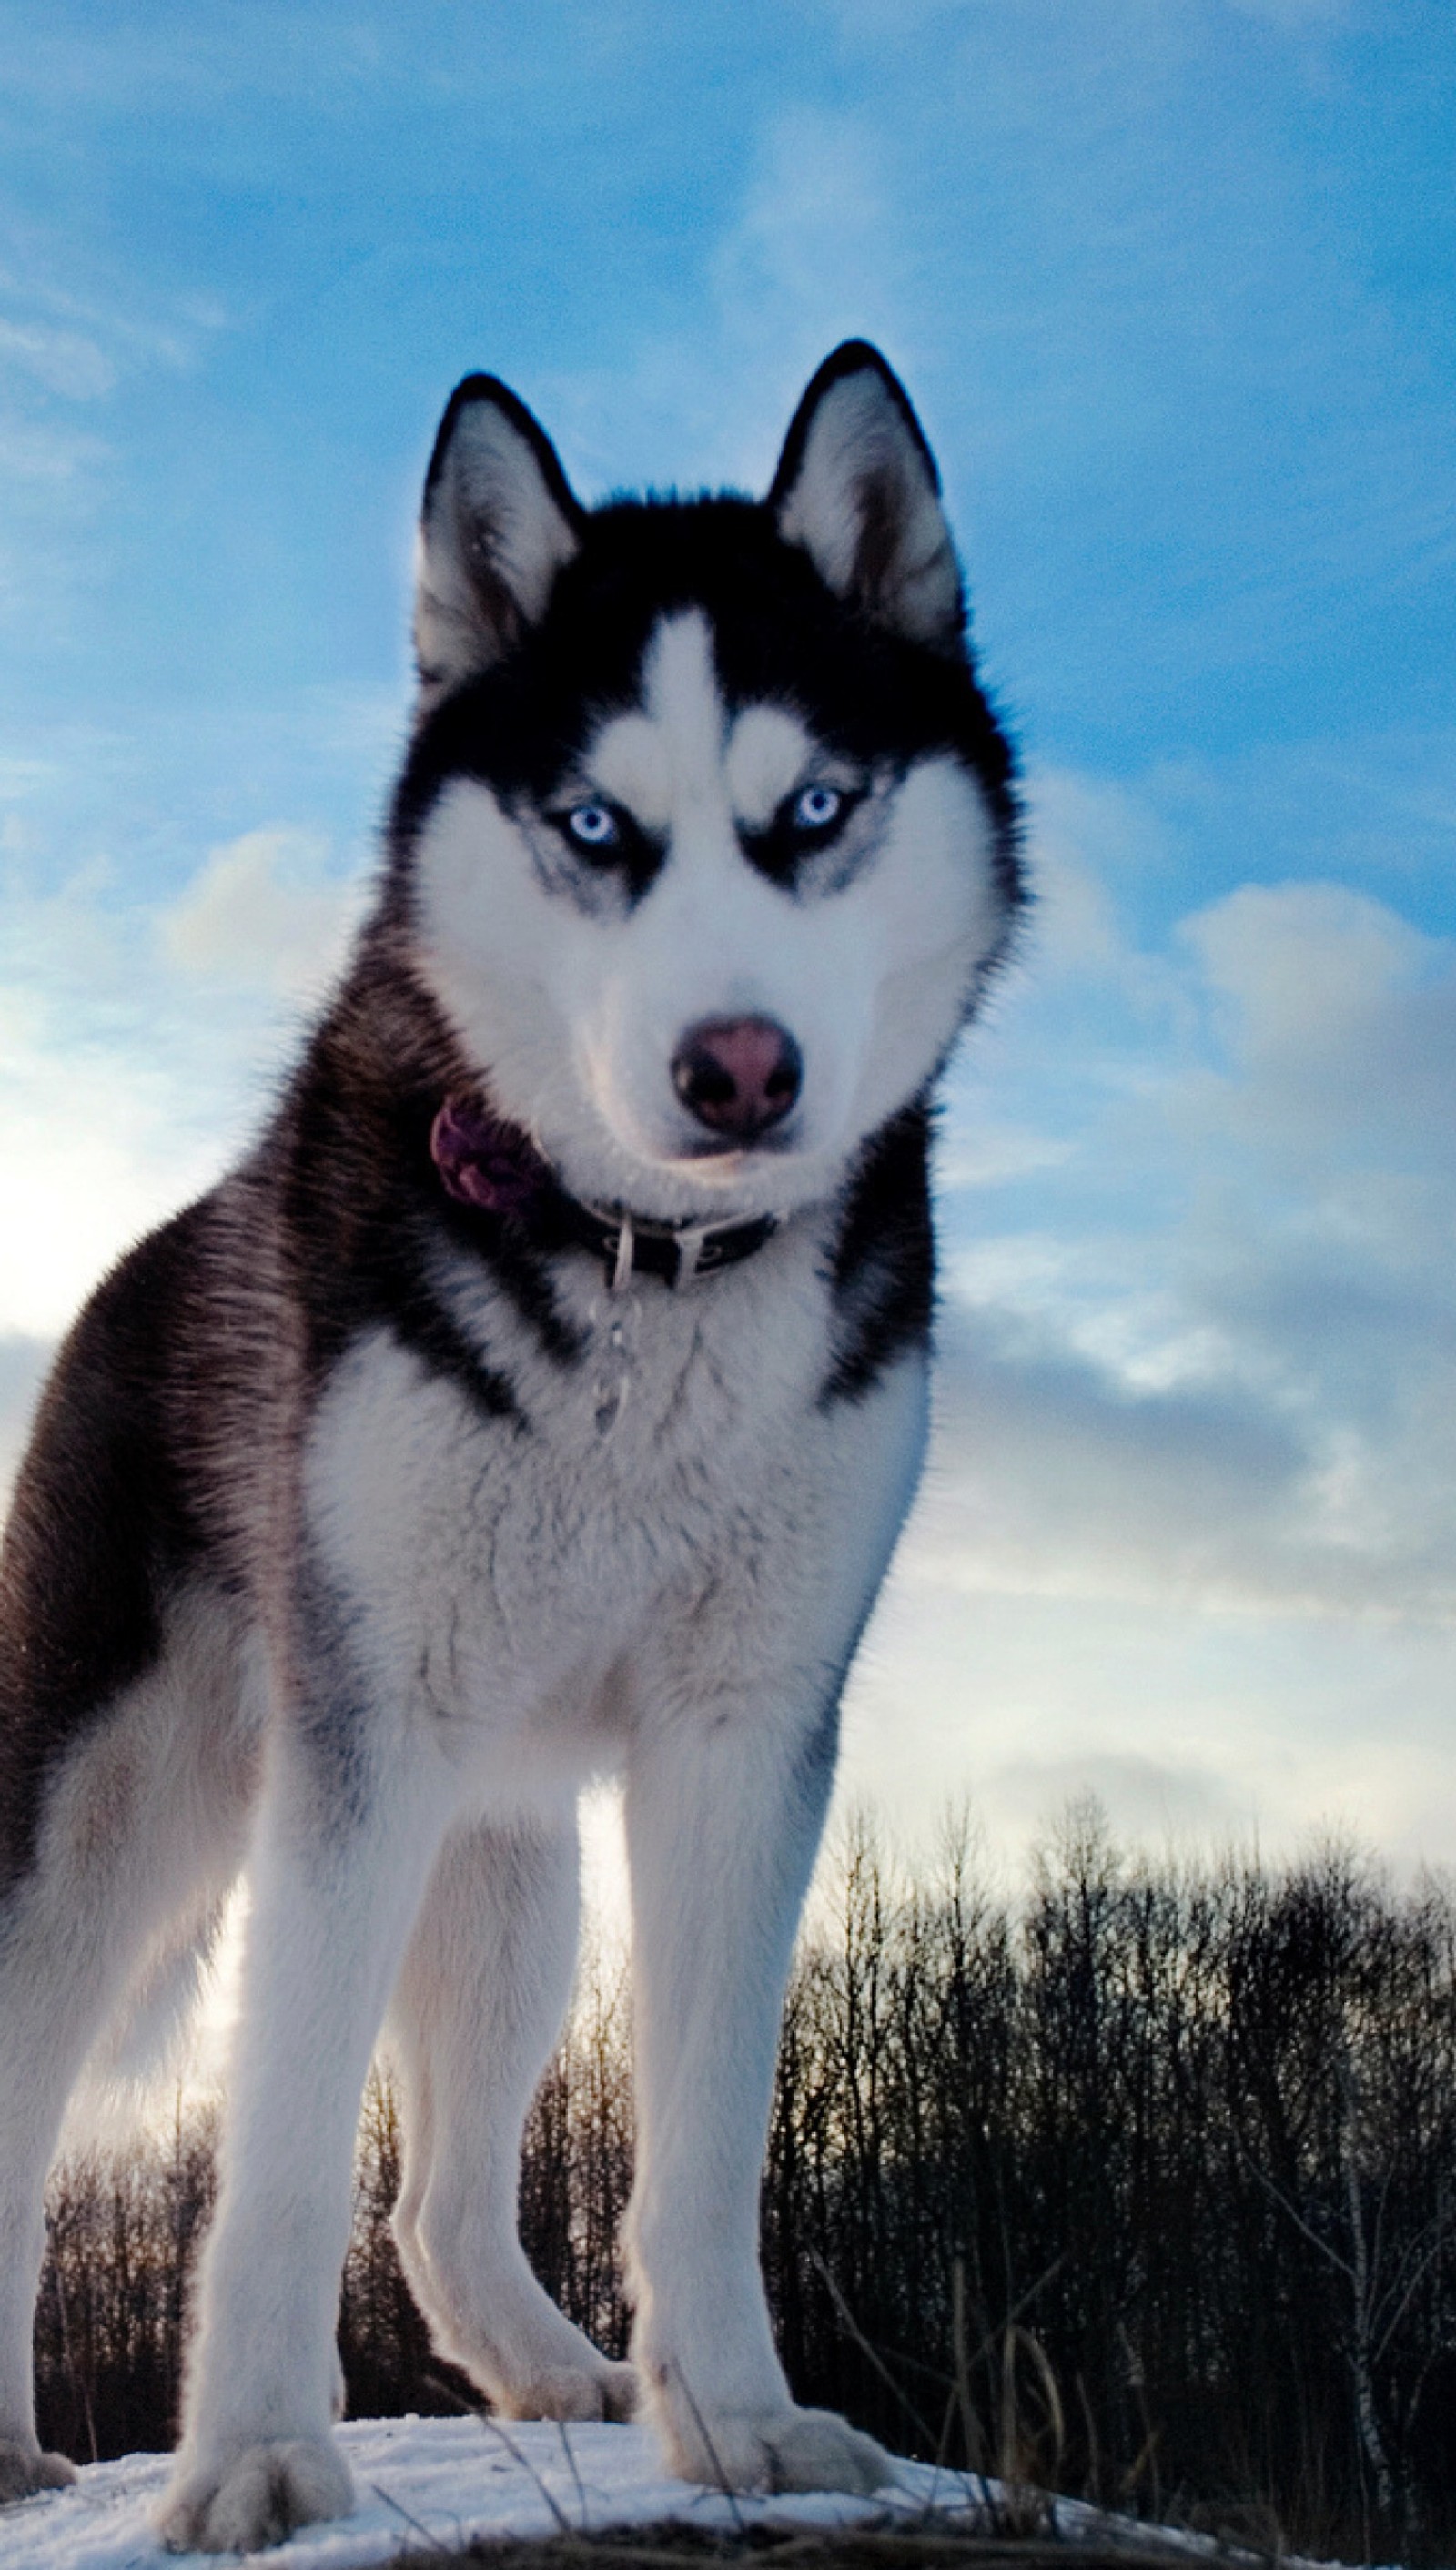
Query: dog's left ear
[[414, 375, 584, 708], [769, 342, 964, 652]]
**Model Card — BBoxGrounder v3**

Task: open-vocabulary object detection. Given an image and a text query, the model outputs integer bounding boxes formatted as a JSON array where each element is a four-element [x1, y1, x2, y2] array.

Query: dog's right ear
[[414, 376, 584, 708]]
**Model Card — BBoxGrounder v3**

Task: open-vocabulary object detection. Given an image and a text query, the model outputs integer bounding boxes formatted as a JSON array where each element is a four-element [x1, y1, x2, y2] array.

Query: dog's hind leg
[[386, 1807, 636, 2423], [0, 1850, 101, 2504], [0, 1595, 254, 2501]]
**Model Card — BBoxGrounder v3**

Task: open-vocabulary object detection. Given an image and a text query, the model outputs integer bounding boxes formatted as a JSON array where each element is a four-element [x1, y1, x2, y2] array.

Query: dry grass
[[368, 2504, 1291, 2570]]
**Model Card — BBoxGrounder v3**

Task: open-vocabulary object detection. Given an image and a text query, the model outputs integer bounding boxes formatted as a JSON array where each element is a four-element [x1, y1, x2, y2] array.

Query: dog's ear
[[414, 375, 584, 706], [769, 342, 963, 652]]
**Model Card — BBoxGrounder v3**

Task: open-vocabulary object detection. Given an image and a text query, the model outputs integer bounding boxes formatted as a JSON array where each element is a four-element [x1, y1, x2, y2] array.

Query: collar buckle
[[670, 1225, 711, 1289], [604, 1213, 758, 1292]]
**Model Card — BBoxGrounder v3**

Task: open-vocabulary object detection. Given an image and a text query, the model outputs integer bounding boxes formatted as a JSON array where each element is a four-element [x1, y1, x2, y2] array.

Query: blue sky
[[2, 0, 1454, 1871]]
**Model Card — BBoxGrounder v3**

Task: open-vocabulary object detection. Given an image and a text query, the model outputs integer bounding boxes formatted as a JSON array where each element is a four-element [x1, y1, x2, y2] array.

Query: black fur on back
[[0, 1205, 224, 1887]]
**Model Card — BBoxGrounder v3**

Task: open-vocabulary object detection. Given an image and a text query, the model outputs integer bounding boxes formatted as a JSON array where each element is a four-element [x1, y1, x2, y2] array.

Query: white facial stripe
[[588, 619, 842, 832], [584, 613, 727, 833], [641, 611, 724, 803], [587, 614, 823, 839]]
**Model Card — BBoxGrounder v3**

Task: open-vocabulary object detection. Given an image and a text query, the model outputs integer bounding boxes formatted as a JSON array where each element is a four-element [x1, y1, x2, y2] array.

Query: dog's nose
[[671, 1016, 803, 1140]]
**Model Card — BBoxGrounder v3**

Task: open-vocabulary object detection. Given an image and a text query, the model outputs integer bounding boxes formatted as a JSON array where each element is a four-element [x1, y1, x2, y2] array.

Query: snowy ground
[[0, 2417, 1033, 2570]]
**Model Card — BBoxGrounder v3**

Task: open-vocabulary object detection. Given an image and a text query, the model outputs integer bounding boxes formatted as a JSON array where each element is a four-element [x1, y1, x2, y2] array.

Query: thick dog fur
[[0, 343, 1021, 2545]]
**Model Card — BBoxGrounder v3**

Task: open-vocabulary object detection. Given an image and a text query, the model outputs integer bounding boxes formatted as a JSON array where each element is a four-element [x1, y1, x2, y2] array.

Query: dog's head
[[389, 342, 1022, 1224]]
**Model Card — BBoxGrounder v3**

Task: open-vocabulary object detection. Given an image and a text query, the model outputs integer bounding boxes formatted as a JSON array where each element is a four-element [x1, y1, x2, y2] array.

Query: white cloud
[[838, 1571, 1456, 1874], [0, 315, 115, 400], [0, 979, 222, 1341], [0, 419, 108, 481], [1018, 770, 1191, 1011], [1178, 880, 1456, 1164], [823, 771, 1455, 1865], [935, 1125, 1070, 1189], [0, 824, 369, 1345], [540, 106, 906, 497], [916, 1310, 1323, 1613], [709, 106, 901, 353], [160, 825, 369, 999], [929, 855, 1456, 1624], [974, 1749, 1247, 1842]]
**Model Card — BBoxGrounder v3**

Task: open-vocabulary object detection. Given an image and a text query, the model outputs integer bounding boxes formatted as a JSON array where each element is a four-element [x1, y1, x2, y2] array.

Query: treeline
[[36, 1811, 1456, 2563]]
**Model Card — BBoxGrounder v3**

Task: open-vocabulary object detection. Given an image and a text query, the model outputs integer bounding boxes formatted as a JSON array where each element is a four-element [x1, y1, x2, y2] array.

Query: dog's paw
[[157, 2436, 354, 2552], [662, 2401, 897, 2496], [495, 2355, 639, 2424], [0, 2440, 76, 2504]]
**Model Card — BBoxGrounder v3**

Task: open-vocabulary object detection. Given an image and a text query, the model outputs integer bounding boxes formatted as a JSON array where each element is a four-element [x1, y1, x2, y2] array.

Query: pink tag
[[430, 1097, 551, 1215]]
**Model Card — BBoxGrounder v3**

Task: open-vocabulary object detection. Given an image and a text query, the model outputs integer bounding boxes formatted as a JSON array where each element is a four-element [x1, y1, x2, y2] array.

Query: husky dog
[[0, 343, 1020, 2548]]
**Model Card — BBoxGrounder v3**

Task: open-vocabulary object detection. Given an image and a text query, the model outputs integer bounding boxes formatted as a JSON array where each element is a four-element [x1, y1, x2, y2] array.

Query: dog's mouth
[[671, 1128, 797, 1165]]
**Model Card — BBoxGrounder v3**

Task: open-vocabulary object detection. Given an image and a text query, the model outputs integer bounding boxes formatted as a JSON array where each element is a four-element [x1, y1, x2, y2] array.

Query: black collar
[[549, 1192, 779, 1291], [429, 1096, 779, 1292]]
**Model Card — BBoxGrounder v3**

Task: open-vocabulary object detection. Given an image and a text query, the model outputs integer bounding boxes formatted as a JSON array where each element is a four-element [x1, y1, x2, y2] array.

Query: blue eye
[[793, 784, 844, 833], [565, 802, 620, 850]]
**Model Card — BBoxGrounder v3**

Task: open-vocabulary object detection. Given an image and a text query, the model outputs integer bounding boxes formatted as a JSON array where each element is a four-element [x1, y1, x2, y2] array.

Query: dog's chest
[[303, 1253, 834, 1725]]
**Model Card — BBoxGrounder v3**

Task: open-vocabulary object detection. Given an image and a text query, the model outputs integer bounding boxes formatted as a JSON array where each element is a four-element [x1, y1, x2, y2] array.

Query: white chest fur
[[298, 1229, 919, 1797]]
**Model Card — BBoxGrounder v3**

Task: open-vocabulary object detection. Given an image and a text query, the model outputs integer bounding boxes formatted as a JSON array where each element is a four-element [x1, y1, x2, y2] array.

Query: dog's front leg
[[157, 1715, 454, 2553], [622, 1664, 895, 2497]]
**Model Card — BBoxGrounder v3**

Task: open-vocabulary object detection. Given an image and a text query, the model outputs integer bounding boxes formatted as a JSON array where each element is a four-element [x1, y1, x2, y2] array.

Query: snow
[[0, 2415, 1278, 2570], [0, 2418, 1001, 2570]]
